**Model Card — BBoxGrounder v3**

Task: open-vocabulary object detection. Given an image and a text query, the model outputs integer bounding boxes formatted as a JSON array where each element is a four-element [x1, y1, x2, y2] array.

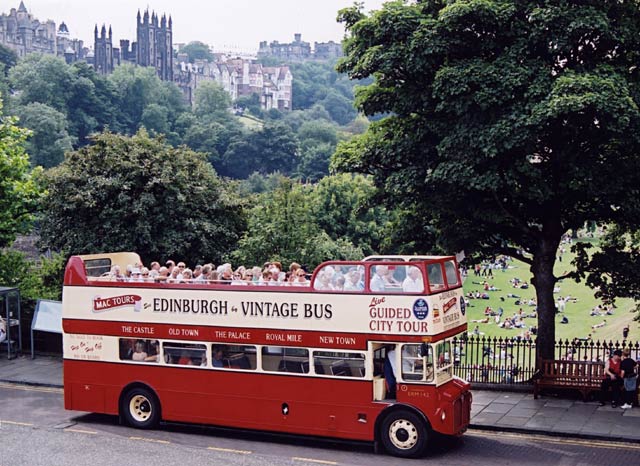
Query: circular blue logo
[[460, 296, 466, 316], [413, 299, 429, 320]]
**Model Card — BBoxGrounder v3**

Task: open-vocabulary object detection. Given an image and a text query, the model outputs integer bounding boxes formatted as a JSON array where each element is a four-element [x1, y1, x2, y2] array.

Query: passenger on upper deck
[[370, 265, 388, 292], [109, 265, 125, 281], [156, 266, 169, 283], [344, 269, 364, 291], [195, 264, 212, 283], [292, 268, 309, 286], [315, 270, 334, 290], [402, 266, 424, 292]]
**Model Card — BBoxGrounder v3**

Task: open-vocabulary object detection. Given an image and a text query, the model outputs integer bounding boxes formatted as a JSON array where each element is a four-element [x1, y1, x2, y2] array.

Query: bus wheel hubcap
[[389, 419, 418, 450], [129, 395, 152, 422]]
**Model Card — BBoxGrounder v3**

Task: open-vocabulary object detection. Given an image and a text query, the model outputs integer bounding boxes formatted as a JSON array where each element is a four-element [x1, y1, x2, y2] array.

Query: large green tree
[[40, 130, 246, 265], [220, 121, 299, 179], [16, 103, 75, 168], [108, 64, 186, 138], [229, 178, 362, 269], [9, 55, 122, 145], [0, 44, 17, 74], [180, 41, 214, 63], [335, 1, 640, 359], [193, 81, 232, 120], [0, 99, 42, 248]]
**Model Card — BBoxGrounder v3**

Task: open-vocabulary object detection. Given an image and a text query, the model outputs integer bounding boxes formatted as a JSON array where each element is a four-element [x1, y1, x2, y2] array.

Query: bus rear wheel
[[122, 387, 160, 429], [380, 410, 429, 458]]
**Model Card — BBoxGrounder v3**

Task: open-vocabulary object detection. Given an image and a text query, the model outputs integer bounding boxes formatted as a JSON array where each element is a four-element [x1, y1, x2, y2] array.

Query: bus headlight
[[441, 411, 446, 422]]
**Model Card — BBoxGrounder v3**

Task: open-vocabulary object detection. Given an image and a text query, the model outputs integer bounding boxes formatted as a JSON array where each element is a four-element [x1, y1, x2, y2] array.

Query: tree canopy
[[180, 41, 214, 63], [335, 0, 640, 359], [16, 102, 75, 168], [229, 177, 363, 269], [39, 130, 246, 265], [0, 98, 42, 248]]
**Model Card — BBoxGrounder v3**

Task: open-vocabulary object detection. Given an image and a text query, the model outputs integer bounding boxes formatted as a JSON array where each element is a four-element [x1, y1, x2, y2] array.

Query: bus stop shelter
[[0, 287, 21, 359]]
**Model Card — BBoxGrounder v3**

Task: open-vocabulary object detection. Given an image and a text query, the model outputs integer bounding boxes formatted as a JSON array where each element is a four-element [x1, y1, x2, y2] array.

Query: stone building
[[93, 24, 114, 75], [258, 33, 342, 62], [0, 1, 87, 60], [102, 9, 173, 81], [56, 22, 85, 64], [175, 55, 292, 111], [0, 1, 55, 58], [135, 9, 173, 81]]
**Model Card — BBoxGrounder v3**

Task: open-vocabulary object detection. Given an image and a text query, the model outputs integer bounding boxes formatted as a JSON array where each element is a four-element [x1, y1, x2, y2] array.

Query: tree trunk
[[531, 233, 561, 362]]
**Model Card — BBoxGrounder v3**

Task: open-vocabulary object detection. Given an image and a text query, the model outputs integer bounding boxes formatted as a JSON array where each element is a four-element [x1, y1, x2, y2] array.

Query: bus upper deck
[[63, 252, 467, 341]]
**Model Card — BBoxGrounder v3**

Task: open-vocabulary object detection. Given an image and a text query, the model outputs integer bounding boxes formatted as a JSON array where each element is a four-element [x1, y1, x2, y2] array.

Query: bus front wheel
[[380, 409, 429, 458], [122, 386, 160, 429]]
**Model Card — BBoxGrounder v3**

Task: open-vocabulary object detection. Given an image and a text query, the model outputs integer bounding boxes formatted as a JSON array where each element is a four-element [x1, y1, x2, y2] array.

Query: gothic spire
[[18, 1, 27, 13]]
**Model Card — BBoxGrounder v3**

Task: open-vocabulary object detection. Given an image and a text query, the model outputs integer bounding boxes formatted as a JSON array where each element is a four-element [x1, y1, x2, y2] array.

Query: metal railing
[[451, 335, 639, 386]]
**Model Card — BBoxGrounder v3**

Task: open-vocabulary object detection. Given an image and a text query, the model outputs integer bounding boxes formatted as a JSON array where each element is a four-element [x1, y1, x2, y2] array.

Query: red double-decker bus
[[62, 253, 471, 458]]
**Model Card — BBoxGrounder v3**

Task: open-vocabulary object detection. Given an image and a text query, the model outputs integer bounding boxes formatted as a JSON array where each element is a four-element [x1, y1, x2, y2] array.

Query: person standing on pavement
[[599, 349, 623, 407], [620, 348, 637, 409]]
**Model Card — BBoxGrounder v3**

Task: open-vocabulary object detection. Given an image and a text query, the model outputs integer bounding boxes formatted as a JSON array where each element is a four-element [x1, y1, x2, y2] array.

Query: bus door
[[371, 342, 394, 401]]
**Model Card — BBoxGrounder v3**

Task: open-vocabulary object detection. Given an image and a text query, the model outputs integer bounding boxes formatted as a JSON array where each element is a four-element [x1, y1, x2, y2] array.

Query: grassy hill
[[462, 238, 636, 343]]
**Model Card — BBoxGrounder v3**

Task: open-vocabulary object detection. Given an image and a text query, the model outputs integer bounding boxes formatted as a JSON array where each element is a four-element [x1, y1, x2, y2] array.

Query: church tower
[[94, 24, 114, 74], [135, 9, 172, 81]]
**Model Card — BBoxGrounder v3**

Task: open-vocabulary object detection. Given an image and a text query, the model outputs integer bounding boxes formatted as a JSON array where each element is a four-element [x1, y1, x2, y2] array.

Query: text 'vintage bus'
[[62, 253, 471, 458]]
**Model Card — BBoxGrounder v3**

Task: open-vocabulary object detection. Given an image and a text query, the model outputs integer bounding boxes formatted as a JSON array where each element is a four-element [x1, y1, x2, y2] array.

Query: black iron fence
[[451, 335, 640, 386]]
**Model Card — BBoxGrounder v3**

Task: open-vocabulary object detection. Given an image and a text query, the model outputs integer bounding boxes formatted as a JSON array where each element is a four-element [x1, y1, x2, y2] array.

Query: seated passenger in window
[[370, 265, 388, 292], [178, 349, 194, 365], [344, 270, 364, 291], [383, 268, 401, 288], [144, 340, 159, 362], [131, 340, 148, 361], [315, 271, 335, 290], [212, 346, 225, 368], [402, 266, 424, 292]]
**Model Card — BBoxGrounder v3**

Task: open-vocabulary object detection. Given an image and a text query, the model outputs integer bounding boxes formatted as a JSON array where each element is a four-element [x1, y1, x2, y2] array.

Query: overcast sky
[[14, 1, 386, 53]]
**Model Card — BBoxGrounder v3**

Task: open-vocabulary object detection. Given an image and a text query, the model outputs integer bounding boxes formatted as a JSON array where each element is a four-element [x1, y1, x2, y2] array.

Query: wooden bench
[[533, 359, 604, 401]]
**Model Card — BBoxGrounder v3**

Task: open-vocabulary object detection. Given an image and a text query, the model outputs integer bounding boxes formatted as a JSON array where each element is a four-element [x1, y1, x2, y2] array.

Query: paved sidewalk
[[471, 390, 640, 441], [2, 355, 639, 441]]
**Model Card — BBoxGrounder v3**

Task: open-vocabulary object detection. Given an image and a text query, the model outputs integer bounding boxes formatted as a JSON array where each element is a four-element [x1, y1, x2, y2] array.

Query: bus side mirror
[[419, 343, 429, 357]]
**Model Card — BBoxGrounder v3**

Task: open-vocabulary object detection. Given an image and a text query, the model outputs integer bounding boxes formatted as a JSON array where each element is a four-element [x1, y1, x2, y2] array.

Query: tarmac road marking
[[0, 420, 34, 427], [129, 436, 171, 444], [292, 457, 338, 465], [207, 446, 252, 454], [0, 382, 63, 394], [468, 429, 640, 450], [64, 428, 97, 435]]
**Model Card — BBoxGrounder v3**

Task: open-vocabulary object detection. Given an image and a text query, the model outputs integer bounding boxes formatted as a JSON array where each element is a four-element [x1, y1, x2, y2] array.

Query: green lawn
[[462, 238, 636, 343], [238, 115, 264, 130]]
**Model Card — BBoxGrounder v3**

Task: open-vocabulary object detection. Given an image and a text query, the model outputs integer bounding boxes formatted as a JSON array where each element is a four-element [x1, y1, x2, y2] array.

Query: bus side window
[[401, 344, 434, 382], [119, 338, 159, 363], [212, 344, 256, 370], [163, 342, 206, 366], [262, 346, 309, 374], [427, 263, 445, 290], [313, 351, 365, 378], [444, 260, 459, 287]]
